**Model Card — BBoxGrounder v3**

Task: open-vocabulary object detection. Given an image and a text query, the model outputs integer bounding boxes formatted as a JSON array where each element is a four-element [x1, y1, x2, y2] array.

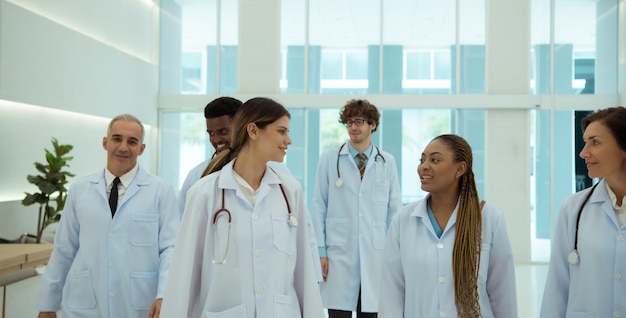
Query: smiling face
[[418, 139, 466, 195], [103, 119, 145, 176], [346, 116, 376, 147], [206, 115, 233, 153], [580, 120, 626, 181], [252, 115, 292, 163]]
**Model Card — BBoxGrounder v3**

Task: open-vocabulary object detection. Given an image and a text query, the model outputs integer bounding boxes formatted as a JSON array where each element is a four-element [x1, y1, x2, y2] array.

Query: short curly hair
[[338, 99, 380, 132]]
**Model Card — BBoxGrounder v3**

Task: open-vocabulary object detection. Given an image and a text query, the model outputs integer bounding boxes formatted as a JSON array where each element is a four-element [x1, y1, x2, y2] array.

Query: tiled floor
[[1, 265, 548, 318]]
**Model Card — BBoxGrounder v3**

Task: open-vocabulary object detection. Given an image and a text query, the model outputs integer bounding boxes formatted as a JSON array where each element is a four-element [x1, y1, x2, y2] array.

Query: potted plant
[[22, 138, 74, 243]]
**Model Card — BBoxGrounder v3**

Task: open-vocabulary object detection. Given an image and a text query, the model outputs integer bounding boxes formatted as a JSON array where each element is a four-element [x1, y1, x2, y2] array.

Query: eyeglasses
[[207, 128, 230, 137], [344, 119, 368, 127]]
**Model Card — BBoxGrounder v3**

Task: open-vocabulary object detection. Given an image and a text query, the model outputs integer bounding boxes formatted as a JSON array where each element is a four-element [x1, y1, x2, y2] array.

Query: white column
[[238, 0, 281, 94], [486, 0, 532, 264], [596, 0, 619, 94]]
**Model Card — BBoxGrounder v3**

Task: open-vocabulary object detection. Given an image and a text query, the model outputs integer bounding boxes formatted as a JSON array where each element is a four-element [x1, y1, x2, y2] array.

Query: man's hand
[[38, 312, 57, 318], [320, 257, 329, 282], [148, 298, 163, 318]]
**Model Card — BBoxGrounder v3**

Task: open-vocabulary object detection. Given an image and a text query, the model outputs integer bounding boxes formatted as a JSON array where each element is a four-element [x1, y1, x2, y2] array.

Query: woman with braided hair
[[379, 134, 517, 318]]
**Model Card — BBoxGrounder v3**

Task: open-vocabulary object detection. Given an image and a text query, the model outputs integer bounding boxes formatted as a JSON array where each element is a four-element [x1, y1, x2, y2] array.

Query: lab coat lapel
[[593, 180, 622, 229], [257, 168, 282, 204], [118, 167, 150, 212], [91, 172, 108, 206]]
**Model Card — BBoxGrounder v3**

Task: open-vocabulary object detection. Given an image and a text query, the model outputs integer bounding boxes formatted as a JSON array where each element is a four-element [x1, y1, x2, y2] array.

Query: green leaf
[[23, 137, 74, 234]]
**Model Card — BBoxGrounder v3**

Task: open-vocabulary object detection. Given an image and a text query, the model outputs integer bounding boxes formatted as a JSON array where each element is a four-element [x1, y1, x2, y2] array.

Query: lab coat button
[[618, 234, 624, 241], [615, 273, 623, 280], [614, 311, 621, 317], [252, 213, 258, 220], [108, 233, 113, 238], [108, 262, 114, 268], [254, 249, 261, 256], [437, 243, 444, 249], [438, 276, 445, 283], [439, 310, 446, 317], [256, 287, 264, 294]]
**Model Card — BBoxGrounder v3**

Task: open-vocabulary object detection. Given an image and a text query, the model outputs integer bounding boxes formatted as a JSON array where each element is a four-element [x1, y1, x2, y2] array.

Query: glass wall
[[531, 0, 618, 94], [160, 0, 619, 264], [173, 0, 239, 94], [280, 0, 486, 95], [529, 0, 618, 262]]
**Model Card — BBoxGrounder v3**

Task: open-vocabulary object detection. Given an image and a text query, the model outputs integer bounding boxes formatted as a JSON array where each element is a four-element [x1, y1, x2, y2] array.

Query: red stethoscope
[[212, 183, 296, 264]]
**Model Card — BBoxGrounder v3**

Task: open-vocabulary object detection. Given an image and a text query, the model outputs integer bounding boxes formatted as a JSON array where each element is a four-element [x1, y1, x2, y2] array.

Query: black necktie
[[109, 177, 121, 217], [357, 153, 367, 179]]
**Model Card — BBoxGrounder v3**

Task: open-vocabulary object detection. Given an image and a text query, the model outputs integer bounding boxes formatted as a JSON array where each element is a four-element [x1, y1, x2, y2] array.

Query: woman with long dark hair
[[379, 134, 517, 318]]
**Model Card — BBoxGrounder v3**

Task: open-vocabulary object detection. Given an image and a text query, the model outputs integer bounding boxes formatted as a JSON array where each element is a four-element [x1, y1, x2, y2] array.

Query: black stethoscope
[[211, 182, 296, 265], [335, 143, 386, 188], [568, 182, 600, 265]]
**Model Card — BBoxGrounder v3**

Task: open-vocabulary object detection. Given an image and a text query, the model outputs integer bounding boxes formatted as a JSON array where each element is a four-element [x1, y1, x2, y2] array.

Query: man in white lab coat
[[311, 99, 402, 318], [178, 96, 242, 215], [35, 114, 179, 318]]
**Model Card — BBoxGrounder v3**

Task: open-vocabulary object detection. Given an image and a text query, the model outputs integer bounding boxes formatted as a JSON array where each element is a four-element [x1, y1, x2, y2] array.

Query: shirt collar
[[105, 164, 138, 188], [347, 142, 373, 159], [605, 183, 625, 211]]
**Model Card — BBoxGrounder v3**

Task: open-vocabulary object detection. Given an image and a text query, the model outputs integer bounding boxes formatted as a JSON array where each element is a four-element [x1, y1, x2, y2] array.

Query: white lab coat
[[35, 167, 180, 318], [540, 179, 626, 317], [379, 197, 517, 318], [160, 160, 324, 318], [178, 160, 323, 282], [310, 144, 402, 312], [179, 159, 292, 215], [178, 158, 210, 215]]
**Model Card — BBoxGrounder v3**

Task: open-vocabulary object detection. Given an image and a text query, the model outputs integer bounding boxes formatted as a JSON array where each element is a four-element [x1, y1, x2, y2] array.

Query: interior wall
[[0, 0, 159, 239]]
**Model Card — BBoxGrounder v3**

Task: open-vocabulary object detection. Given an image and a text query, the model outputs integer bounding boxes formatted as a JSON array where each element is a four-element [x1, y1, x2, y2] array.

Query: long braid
[[436, 134, 483, 317], [453, 170, 482, 317]]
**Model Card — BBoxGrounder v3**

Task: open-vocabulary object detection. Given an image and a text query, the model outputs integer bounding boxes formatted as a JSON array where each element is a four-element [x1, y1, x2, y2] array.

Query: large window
[[279, 0, 486, 94], [531, 0, 618, 94]]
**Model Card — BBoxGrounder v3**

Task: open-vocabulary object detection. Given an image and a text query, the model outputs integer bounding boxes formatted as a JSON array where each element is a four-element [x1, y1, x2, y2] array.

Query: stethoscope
[[568, 182, 600, 265], [212, 182, 296, 265], [335, 143, 386, 188]]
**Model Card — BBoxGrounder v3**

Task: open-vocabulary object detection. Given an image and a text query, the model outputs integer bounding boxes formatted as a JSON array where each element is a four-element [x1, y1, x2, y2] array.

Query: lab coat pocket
[[130, 213, 158, 246], [372, 221, 387, 249], [130, 270, 158, 310], [274, 293, 295, 318], [272, 214, 296, 255], [372, 182, 390, 205], [566, 313, 595, 318], [201, 304, 248, 318], [478, 243, 491, 283], [325, 218, 349, 246], [65, 270, 96, 309]]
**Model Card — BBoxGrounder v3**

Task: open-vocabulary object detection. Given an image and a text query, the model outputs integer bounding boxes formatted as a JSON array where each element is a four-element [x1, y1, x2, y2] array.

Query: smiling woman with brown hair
[[379, 134, 518, 318], [540, 106, 626, 318]]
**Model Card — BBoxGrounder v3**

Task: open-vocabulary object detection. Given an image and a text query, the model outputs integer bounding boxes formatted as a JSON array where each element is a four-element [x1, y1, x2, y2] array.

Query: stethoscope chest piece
[[336, 178, 343, 188], [568, 250, 580, 265], [289, 215, 298, 227]]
